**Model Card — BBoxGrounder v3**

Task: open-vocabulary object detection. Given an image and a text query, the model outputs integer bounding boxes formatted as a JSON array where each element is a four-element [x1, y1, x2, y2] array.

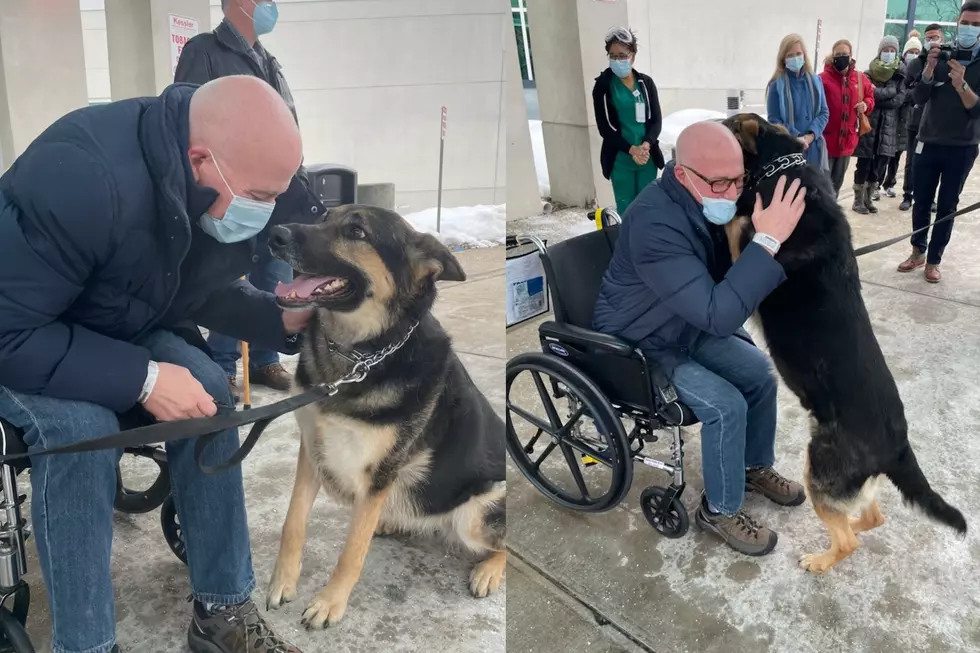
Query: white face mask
[[880, 51, 897, 64]]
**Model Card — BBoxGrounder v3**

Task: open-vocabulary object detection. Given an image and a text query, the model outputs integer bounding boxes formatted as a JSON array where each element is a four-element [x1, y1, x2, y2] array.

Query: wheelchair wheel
[[506, 352, 631, 512], [0, 607, 33, 653], [160, 494, 188, 566], [114, 448, 172, 514], [640, 486, 689, 539]]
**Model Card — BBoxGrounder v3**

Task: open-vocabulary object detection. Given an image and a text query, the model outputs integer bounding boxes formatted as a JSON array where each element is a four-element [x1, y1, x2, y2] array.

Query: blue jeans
[[669, 333, 778, 515], [0, 330, 255, 653], [208, 246, 293, 376]]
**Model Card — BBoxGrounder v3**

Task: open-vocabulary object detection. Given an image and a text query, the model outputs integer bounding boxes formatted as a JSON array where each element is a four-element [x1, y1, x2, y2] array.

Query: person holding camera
[[900, 24, 945, 212], [899, 2, 980, 283]]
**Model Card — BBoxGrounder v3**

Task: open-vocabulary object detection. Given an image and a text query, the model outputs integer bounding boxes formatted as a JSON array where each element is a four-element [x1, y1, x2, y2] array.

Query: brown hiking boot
[[188, 599, 302, 653], [695, 494, 778, 556], [745, 466, 806, 506], [897, 247, 925, 273], [228, 376, 241, 404], [251, 363, 293, 392], [925, 264, 942, 283]]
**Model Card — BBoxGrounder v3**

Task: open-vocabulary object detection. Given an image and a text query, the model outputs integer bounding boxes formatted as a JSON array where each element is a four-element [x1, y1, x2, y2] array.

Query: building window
[[884, 0, 966, 44], [513, 0, 534, 82]]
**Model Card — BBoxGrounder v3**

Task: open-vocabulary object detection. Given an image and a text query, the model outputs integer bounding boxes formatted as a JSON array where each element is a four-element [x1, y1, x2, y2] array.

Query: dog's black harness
[[0, 322, 420, 474], [750, 152, 980, 257]]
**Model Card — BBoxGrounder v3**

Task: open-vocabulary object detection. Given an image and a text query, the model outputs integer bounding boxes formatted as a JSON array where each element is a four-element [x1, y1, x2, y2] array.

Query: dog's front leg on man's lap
[[267, 438, 321, 611], [301, 486, 391, 629], [725, 216, 751, 263]]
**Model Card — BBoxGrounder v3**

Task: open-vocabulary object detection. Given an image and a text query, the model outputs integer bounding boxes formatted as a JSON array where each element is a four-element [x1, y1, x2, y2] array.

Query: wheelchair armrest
[[539, 321, 635, 357]]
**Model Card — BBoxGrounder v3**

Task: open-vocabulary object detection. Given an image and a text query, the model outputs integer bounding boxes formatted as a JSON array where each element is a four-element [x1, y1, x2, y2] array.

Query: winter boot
[[851, 184, 870, 214], [864, 184, 879, 214]]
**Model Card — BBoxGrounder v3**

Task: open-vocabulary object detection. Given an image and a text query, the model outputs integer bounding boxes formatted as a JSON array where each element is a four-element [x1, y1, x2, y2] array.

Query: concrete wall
[[80, 0, 508, 214], [0, 0, 89, 165], [626, 0, 888, 116]]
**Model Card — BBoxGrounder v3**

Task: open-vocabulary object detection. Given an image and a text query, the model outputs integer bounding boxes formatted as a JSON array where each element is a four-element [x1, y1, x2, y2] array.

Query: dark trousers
[[828, 156, 850, 197], [911, 142, 980, 264], [903, 127, 918, 200], [853, 154, 890, 185], [882, 153, 901, 189]]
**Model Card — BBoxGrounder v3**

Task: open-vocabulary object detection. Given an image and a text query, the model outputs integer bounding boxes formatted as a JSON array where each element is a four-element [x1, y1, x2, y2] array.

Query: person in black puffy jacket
[[0, 76, 318, 653]]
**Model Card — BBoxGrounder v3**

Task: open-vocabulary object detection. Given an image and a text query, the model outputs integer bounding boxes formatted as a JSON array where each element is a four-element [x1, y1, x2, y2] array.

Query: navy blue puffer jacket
[[0, 83, 324, 413]]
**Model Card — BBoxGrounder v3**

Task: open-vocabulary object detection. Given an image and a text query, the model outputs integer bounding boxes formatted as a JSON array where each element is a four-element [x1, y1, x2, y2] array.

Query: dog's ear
[[733, 117, 759, 155], [412, 232, 467, 283], [772, 122, 790, 136]]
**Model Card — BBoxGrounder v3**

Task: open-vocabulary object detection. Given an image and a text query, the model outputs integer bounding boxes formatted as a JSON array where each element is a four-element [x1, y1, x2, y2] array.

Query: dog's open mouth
[[275, 274, 351, 308]]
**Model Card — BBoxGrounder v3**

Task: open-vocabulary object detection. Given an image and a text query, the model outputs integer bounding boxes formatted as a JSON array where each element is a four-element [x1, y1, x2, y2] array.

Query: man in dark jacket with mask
[[175, 0, 300, 395], [0, 75, 320, 653], [593, 121, 807, 557]]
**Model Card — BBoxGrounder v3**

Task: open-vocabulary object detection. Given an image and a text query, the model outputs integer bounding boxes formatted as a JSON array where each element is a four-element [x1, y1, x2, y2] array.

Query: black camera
[[918, 42, 973, 62]]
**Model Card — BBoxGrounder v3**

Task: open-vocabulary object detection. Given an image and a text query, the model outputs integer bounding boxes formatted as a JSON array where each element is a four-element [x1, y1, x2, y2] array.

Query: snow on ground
[[404, 204, 506, 250], [528, 119, 550, 198]]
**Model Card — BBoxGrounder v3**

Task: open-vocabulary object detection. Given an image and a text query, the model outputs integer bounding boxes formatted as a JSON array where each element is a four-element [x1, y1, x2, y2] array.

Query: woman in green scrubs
[[592, 27, 664, 215]]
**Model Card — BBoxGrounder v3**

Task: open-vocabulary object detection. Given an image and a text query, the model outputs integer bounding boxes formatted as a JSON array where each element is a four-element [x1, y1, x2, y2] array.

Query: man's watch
[[752, 232, 781, 255]]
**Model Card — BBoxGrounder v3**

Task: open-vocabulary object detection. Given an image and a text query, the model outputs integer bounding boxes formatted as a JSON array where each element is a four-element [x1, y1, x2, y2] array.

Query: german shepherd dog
[[720, 114, 966, 573], [263, 205, 506, 628]]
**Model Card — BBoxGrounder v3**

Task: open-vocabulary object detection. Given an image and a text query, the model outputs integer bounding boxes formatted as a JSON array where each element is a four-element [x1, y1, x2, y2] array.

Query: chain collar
[[756, 152, 807, 184], [319, 321, 419, 396]]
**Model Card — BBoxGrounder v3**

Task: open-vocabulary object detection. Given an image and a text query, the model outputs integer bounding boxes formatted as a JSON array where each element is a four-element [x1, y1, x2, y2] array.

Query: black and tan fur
[[264, 205, 505, 628], [721, 114, 967, 573]]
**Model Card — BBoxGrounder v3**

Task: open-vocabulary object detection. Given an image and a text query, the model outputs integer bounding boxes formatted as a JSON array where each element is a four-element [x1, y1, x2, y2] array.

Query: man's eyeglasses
[[608, 52, 632, 61], [683, 165, 747, 193]]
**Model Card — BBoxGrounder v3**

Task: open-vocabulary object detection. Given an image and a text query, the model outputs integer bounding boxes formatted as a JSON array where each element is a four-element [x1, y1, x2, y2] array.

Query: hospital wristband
[[139, 360, 160, 404], [753, 232, 781, 255]]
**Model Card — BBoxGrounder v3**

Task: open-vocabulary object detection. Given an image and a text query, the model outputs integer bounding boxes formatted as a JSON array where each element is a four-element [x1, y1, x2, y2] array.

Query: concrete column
[[0, 0, 88, 168], [105, 0, 211, 100], [505, 7, 541, 221], [526, 0, 628, 208]]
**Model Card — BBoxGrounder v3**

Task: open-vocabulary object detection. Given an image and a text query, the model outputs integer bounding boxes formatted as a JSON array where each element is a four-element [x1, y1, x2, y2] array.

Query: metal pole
[[239, 275, 251, 410], [814, 18, 823, 69], [437, 106, 446, 233], [906, 0, 918, 41]]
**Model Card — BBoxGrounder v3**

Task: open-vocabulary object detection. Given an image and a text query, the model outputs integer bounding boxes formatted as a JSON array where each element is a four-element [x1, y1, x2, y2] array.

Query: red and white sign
[[441, 106, 447, 140], [170, 14, 200, 76]]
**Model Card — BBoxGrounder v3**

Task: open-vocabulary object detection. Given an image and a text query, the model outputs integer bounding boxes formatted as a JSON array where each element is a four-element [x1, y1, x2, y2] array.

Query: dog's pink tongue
[[275, 275, 336, 299]]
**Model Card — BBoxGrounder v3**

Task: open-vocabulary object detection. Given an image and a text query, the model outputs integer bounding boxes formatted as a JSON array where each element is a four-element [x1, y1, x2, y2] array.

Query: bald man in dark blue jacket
[[0, 76, 316, 652], [594, 121, 807, 557]]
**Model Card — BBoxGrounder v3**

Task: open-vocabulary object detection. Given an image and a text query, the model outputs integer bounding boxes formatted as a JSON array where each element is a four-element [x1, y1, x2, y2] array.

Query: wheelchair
[[0, 414, 188, 652], [506, 208, 704, 541]]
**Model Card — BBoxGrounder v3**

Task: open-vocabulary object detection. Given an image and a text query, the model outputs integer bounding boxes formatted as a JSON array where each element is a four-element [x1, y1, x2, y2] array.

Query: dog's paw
[[374, 522, 399, 537], [266, 565, 300, 611], [300, 586, 350, 629], [469, 552, 506, 598], [798, 551, 836, 574]]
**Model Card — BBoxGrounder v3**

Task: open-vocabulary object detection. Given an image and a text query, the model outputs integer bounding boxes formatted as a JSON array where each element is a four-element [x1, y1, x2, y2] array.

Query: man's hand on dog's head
[[751, 175, 806, 252], [142, 363, 217, 422]]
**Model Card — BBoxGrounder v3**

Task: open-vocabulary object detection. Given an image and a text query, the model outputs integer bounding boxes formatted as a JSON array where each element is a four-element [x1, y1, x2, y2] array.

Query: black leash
[[748, 153, 980, 258], [0, 322, 420, 475], [852, 200, 980, 256]]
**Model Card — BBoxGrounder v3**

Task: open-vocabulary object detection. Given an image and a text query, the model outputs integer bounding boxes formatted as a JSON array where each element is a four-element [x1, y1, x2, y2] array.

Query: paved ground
[[20, 248, 505, 652], [506, 174, 980, 653]]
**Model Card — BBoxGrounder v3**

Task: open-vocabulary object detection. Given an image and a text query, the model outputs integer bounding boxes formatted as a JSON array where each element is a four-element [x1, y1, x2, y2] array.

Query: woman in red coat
[[819, 39, 876, 198]]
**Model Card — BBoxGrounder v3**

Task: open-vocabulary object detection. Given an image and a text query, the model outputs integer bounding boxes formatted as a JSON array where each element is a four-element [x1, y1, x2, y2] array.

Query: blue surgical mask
[[610, 59, 632, 78], [687, 169, 737, 225], [880, 51, 897, 64], [956, 25, 980, 49], [199, 150, 276, 243], [785, 55, 805, 73], [246, 0, 278, 36]]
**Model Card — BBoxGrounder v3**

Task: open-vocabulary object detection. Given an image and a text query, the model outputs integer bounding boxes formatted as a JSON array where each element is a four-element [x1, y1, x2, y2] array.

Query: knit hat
[[904, 36, 923, 54], [879, 35, 900, 54]]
